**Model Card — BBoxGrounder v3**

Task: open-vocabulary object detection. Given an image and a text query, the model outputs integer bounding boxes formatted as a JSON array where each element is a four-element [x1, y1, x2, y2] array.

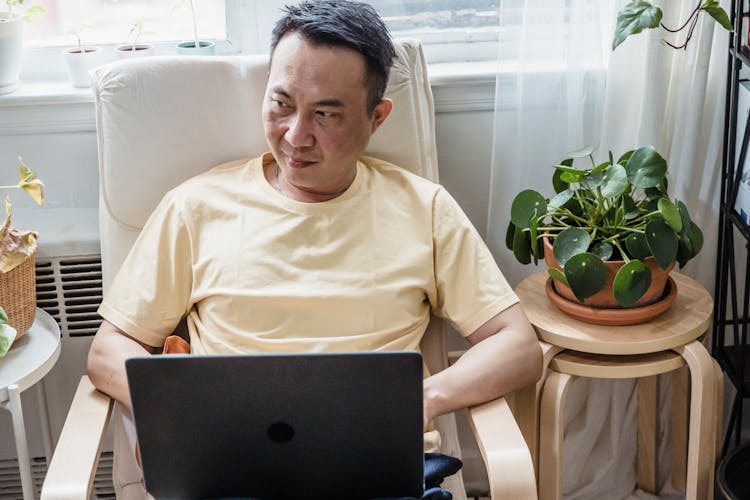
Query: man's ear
[[370, 98, 393, 134]]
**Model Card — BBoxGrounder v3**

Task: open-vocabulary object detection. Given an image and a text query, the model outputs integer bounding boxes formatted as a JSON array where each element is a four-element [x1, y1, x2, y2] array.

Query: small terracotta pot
[[543, 237, 674, 308]]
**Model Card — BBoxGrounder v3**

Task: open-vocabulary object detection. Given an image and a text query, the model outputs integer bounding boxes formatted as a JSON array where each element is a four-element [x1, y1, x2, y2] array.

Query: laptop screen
[[126, 351, 424, 500]]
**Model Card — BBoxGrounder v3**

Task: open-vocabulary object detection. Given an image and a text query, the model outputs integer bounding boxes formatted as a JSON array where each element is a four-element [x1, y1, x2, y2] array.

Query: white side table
[[0, 309, 61, 500]]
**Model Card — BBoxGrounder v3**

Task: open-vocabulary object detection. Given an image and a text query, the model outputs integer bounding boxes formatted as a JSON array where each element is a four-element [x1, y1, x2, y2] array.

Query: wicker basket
[[0, 252, 36, 338]]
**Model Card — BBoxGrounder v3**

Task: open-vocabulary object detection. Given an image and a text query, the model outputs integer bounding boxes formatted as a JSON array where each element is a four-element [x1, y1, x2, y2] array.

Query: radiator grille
[[0, 452, 115, 499], [35, 255, 103, 337]]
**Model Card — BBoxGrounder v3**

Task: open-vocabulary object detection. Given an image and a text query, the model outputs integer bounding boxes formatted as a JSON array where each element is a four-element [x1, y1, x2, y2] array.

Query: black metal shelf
[[715, 0, 750, 456]]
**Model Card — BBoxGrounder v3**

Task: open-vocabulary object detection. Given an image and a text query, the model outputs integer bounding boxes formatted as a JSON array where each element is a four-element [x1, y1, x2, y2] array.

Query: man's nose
[[284, 113, 314, 148]]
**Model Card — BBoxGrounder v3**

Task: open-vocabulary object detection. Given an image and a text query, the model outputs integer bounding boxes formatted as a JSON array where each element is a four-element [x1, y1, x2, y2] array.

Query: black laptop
[[125, 352, 424, 500]]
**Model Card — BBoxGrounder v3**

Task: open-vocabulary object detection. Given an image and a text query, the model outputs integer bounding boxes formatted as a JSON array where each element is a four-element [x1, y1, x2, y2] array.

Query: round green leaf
[[564, 253, 608, 301], [613, 260, 651, 307], [623, 194, 640, 220], [567, 144, 597, 158], [547, 267, 568, 286], [600, 163, 629, 198], [625, 146, 667, 188], [505, 222, 516, 251], [590, 241, 613, 261], [549, 189, 573, 209], [676, 201, 703, 261], [512, 226, 532, 265], [510, 190, 547, 229], [657, 198, 682, 233], [552, 168, 568, 193], [582, 171, 603, 190], [591, 161, 611, 175], [617, 150, 635, 165], [553, 227, 591, 266], [625, 232, 651, 259], [645, 219, 678, 269], [561, 170, 583, 184]]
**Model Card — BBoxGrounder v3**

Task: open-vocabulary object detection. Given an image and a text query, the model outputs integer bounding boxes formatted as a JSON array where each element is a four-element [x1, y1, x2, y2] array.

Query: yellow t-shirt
[[99, 153, 519, 451]]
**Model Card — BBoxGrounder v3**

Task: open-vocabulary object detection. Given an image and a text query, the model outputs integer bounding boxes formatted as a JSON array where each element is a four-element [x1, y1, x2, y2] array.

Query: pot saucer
[[544, 276, 677, 326]]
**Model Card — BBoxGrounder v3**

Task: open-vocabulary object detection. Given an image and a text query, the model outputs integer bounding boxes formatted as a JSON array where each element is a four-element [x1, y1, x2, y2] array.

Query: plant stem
[[189, 0, 199, 49], [660, 0, 701, 33], [612, 239, 630, 263]]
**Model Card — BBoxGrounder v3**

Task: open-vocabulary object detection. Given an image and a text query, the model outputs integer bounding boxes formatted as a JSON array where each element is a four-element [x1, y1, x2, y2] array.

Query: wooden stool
[[513, 271, 721, 500]]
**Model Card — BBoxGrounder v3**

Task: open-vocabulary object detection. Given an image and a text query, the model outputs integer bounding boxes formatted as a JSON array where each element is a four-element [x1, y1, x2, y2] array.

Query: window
[[23, 0, 226, 48], [16, 0, 504, 83]]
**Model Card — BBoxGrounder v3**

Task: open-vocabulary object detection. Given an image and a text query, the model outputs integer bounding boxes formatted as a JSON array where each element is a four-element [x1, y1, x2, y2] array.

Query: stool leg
[[713, 358, 724, 461], [673, 341, 718, 500], [514, 342, 563, 478], [671, 366, 689, 493], [637, 375, 659, 493], [538, 371, 574, 500]]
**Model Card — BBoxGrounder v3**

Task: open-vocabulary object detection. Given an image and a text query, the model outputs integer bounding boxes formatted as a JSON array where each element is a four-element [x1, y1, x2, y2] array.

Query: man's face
[[262, 33, 391, 198]]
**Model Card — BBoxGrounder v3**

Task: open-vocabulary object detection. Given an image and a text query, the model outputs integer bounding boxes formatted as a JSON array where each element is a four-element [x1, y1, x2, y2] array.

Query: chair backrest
[[90, 42, 465, 488], [92, 39, 438, 288]]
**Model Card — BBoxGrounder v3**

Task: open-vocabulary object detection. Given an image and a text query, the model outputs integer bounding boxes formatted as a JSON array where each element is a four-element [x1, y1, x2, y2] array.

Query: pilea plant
[[506, 145, 703, 307]]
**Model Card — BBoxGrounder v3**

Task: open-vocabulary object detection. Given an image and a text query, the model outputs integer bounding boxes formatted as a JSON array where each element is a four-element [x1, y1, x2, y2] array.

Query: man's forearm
[[87, 320, 155, 410], [423, 306, 542, 422]]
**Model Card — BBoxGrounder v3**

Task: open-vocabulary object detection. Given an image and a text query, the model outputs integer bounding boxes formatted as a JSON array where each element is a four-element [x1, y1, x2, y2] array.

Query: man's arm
[[87, 320, 158, 411], [422, 303, 542, 423]]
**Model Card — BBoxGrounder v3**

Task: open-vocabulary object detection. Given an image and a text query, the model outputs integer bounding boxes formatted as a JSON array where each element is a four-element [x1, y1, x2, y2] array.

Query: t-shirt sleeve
[[97, 191, 193, 347], [430, 187, 519, 337]]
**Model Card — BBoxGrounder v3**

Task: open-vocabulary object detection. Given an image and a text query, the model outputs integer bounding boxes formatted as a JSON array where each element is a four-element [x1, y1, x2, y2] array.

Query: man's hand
[[422, 303, 542, 424], [87, 320, 158, 410]]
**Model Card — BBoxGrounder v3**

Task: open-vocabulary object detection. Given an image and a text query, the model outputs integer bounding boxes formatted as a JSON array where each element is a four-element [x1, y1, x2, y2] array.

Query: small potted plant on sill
[[116, 20, 155, 59], [0, 0, 44, 95], [0, 157, 44, 358], [506, 145, 703, 325], [176, 0, 214, 55], [62, 25, 107, 88]]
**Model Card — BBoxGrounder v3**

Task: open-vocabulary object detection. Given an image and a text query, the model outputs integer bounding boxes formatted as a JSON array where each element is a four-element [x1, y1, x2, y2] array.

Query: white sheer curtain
[[487, 0, 728, 498]]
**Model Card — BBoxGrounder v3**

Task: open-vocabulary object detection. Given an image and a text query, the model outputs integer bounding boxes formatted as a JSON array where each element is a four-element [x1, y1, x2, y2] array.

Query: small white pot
[[62, 46, 107, 88], [115, 43, 155, 59], [0, 12, 23, 95]]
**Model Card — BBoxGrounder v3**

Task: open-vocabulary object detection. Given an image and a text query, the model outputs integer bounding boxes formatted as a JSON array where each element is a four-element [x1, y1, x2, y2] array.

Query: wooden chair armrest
[[41, 375, 114, 500], [467, 396, 537, 499]]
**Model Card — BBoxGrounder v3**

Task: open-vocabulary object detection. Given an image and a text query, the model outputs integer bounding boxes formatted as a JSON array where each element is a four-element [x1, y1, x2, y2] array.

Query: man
[[88, 1, 542, 498]]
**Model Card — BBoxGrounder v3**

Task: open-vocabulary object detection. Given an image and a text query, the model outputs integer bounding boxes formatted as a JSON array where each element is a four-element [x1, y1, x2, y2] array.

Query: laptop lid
[[125, 352, 424, 500]]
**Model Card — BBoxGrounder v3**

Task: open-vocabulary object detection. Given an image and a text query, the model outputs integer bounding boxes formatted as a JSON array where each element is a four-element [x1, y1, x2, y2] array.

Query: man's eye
[[272, 99, 288, 107], [316, 111, 335, 118]]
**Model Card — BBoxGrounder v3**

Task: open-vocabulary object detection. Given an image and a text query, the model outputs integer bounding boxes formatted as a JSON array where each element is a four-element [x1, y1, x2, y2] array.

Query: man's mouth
[[286, 156, 317, 169]]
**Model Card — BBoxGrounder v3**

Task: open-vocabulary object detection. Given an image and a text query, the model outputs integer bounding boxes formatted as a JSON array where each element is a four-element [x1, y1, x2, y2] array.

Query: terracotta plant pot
[[543, 237, 674, 308]]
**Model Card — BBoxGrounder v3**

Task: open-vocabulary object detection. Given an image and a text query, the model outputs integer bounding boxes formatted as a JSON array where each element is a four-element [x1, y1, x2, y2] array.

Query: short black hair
[[270, 0, 396, 115]]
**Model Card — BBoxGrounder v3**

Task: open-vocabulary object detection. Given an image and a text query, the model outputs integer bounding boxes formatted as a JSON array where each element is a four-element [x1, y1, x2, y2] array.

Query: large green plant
[[506, 146, 703, 307]]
